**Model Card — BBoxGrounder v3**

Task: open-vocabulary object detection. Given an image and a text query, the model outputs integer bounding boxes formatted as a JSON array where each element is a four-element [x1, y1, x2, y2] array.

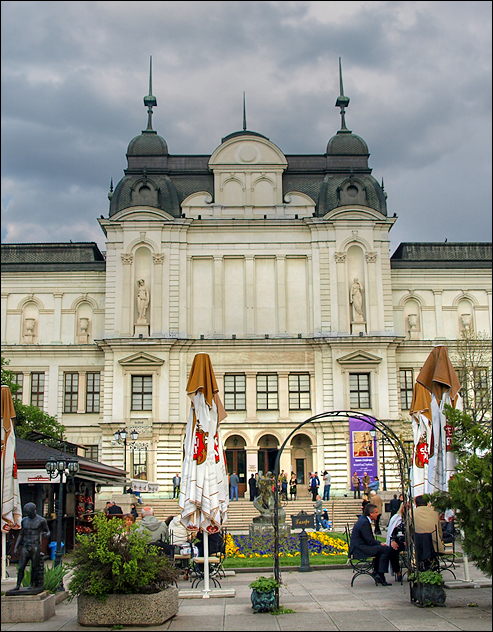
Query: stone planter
[[251, 588, 276, 613], [77, 586, 179, 626], [410, 582, 446, 607]]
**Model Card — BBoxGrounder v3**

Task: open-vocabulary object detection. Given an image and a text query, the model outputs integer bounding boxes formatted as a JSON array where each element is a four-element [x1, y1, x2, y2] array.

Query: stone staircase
[[140, 494, 366, 533]]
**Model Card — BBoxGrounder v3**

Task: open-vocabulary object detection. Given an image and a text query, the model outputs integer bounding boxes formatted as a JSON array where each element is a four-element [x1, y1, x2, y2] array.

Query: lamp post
[[114, 428, 139, 492], [45, 454, 80, 579]]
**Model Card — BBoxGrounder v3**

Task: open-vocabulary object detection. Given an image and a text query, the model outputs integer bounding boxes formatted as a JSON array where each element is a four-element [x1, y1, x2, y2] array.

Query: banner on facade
[[131, 479, 159, 493], [349, 417, 377, 489]]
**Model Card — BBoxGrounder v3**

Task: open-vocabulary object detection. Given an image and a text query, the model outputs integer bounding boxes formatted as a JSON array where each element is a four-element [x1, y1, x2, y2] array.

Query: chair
[[190, 529, 226, 589], [436, 525, 457, 579], [344, 524, 379, 587]]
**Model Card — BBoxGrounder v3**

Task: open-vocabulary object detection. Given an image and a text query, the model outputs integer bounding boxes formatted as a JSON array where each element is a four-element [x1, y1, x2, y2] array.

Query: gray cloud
[[2, 1, 491, 252]]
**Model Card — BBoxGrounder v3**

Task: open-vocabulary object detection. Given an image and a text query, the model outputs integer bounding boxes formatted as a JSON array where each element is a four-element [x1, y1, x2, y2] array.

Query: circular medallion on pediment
[[238, 143, 259, 163]]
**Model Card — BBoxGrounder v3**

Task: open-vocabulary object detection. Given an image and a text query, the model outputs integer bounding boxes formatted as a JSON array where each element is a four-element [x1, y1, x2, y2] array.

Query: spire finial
[[243, 92, 247, 131], [335, 57, 350, 132], [108, 178, 114, 200], [143, 55, 157, 131]]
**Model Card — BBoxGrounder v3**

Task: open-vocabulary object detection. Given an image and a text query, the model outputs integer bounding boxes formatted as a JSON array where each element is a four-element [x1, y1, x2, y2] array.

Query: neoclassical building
[[2, 71, 491, 497]]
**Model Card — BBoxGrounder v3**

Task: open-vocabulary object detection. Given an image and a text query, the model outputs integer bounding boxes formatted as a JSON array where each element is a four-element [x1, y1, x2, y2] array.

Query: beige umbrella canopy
[[409, 346, 462, 496]]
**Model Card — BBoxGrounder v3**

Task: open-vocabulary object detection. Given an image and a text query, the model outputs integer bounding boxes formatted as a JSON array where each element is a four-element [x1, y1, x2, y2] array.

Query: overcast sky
[[1, 1, 491, 255]]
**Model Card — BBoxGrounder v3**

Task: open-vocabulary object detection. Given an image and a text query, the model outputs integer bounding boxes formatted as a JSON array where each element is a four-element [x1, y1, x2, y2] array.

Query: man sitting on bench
[[350, 503, 399, 586]]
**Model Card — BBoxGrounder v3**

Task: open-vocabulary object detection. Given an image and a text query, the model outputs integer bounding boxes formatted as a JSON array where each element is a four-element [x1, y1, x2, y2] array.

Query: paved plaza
[[2, 561, 491, 631]]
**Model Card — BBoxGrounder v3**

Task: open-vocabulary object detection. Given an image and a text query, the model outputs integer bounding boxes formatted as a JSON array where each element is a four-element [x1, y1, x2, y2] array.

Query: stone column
[[246, 372, 257, 422], [52, 293, 63, 343], [245, 256, 255, 335], [121, 254, 133, 335], [77, 371, 87, 414], [433, 290, 445, 339], [214, 256, 223, 334], [277, 255, 286, 334], [1, 293, 8, 343]]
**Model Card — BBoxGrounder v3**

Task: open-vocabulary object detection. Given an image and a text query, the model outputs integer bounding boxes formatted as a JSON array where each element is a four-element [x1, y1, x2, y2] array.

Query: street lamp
[[45, 454, 80, 582], [114, 428, 139, 492]]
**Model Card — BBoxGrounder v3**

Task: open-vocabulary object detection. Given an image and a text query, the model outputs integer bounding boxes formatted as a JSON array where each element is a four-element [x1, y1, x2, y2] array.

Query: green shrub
[[68, 514, 179, 601], [408, 570, 444, 585], [249, 576, 280, 592]]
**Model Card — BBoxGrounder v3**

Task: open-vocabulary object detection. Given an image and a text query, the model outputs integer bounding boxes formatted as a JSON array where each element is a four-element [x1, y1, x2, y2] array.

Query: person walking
[[172, 473, 181, 499], [230, 471, 239, 501], [370, 490, 383, 535], [352, 472, 361, 499], [322, 470, 332, 501], [248, 473, 257, 501], [289, 473, 297, 500]]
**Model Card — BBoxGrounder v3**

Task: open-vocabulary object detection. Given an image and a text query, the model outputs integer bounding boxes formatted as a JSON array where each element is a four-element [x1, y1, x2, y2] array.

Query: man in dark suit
[[107, 501, 123, 515], [350, 503, 398, 586]]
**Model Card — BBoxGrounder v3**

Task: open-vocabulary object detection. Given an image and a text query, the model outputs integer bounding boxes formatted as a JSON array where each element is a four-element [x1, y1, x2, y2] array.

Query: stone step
[[138, 496, 367, 533]]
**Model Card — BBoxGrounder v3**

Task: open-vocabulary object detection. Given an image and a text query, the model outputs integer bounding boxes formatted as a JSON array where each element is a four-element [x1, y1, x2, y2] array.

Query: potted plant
[[409, 570, 446, 607], [68, 514, 180, 626], [249, 576, 280, 613]]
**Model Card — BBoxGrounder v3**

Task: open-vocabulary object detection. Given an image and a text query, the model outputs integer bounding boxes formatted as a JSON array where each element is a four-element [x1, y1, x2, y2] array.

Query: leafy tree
[[1, 356, 65, 444], [426, 405, 492, 577]]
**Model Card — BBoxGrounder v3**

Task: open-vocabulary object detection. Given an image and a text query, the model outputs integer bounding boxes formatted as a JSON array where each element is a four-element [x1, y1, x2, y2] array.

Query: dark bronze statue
[[10, 502, 50, 594]]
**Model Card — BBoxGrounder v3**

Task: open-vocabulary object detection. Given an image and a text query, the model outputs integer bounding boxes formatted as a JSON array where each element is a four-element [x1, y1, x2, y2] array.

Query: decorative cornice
[[121, 254, 134, 265]]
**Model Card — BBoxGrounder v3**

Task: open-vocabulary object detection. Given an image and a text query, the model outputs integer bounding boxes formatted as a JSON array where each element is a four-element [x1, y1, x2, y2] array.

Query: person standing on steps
[[248, 473, 257, 501], [230, 471, 239, 501], [322, 470, 332, 501], [352, 472, 361, 499], [172, 472, 181, 499]]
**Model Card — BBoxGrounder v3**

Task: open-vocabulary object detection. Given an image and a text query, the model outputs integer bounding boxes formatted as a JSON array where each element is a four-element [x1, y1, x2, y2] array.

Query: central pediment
[[337, 350, 382, 366], [119, 352, 165, 367]]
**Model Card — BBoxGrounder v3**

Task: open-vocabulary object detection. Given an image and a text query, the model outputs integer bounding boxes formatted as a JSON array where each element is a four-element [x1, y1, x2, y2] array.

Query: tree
[[451, 329, 492, 424], [427, 405, 492, 577], [1, 356, 66, 444]]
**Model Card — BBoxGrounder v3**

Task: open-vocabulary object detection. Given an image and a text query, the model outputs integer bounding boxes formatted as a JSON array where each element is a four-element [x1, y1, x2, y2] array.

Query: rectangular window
[[224, 374, 246, 410], [64, 373, 79, 413], [132, 448, 148, 480], [349, 373, 371, 409], [12, 373, 24, 401], [86, 372, 100, 413], [459, 367, 491, 415], [131, 375, 152, 411], [30, 372, 45, 409], [289, 373, 311, 410], [399, 369, 414, 410], [257, 374, 279, 410], [85, 445, 99, 461]]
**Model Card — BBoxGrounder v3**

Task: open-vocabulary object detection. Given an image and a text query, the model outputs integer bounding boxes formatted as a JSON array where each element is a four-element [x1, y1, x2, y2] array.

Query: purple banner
[[349, 417, 378, 489]]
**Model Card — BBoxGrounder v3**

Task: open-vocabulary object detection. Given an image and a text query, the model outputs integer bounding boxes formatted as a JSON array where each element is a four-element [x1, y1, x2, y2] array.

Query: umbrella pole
[[203, 531, 210, 598]]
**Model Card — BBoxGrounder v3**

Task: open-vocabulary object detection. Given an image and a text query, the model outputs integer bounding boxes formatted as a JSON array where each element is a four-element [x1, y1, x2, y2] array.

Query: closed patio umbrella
[[1, 385, 22, 579], [179, 353, 229, 597], [409, 345, 462, 496]]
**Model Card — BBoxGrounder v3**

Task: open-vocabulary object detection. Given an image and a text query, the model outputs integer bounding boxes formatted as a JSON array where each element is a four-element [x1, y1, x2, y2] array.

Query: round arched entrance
[[290, 433, 312, 486], [257, 434, 279, 475], [225, 434, 247, 497]]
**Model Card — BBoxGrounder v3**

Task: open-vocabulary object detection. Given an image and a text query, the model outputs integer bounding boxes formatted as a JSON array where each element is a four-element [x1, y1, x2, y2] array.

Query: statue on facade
[[350, 278, 365, 322], [8, 503, 50, 594], [252, 471, 286, 524], [136, 279, 149, 322]]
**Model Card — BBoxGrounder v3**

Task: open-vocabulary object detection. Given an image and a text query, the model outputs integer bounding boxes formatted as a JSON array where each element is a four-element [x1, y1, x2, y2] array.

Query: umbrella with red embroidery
[[1, 385, 22, 579], [409, 345, 462, 496], [179, 353, 228, 596]]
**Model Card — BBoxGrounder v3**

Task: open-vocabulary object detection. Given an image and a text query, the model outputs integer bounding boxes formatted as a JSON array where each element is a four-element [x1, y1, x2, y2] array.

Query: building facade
[[2, 76, 491, 497]]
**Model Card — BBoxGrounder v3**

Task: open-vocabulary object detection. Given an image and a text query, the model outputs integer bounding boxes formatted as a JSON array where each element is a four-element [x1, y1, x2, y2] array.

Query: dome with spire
[[326, 130, 368, 156], [127, 130, 168, 156]]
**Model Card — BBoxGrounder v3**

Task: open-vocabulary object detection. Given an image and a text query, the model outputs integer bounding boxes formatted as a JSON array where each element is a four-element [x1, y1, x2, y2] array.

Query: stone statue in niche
[[460, 313, 472, 331], [136, 279, 149, 323], [23, 317, 36, 343], [7, 503, 50, 595], [79, 317, 89, 343], [350, 278, 365, 322]]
